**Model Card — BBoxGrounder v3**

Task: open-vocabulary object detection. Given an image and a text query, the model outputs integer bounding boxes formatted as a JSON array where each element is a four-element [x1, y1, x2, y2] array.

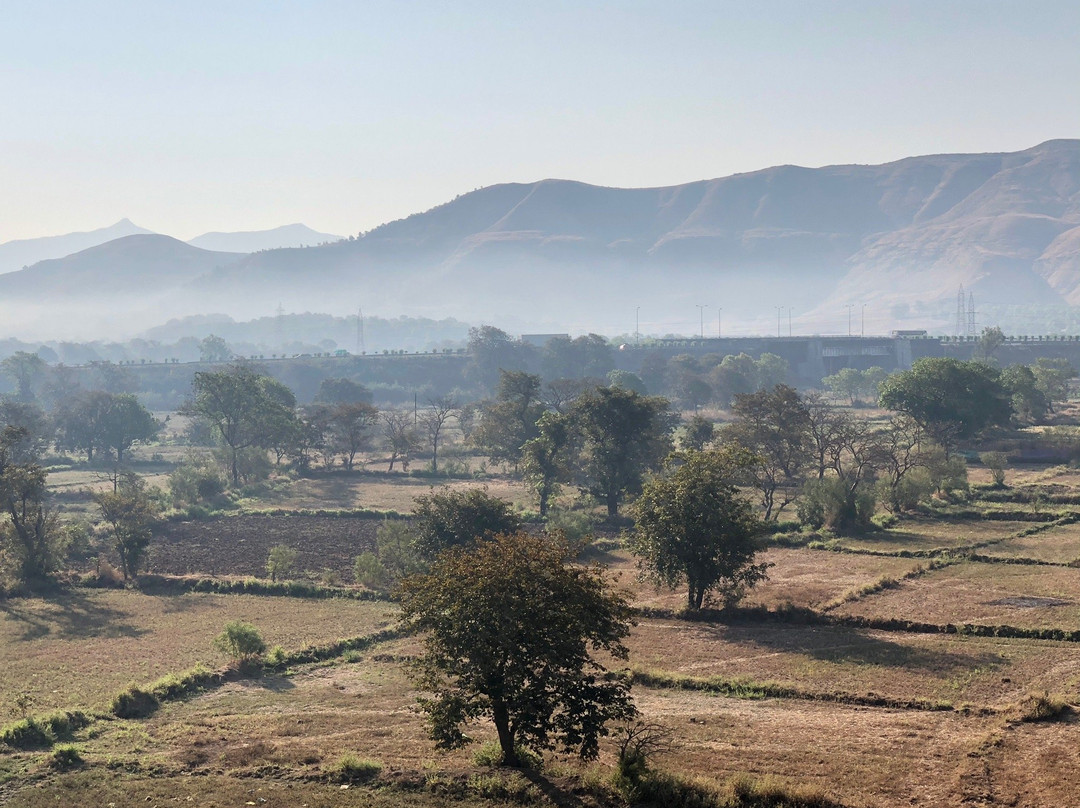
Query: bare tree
[[381, 410, 418, 472], [421, 396, 458, 474]]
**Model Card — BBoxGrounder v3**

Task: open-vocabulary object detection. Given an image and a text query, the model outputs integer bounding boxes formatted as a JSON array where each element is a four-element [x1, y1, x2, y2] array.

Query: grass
[[0, 588, 398, 711]]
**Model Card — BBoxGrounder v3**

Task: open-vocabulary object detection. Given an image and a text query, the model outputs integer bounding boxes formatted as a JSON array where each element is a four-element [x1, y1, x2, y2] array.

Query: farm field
[[9, 457, 1080, 807], [0, 590, 396, 712]]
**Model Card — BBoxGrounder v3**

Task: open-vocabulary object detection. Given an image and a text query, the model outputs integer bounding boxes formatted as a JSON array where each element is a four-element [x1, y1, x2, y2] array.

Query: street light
[[696, 304, 708, 339], [845, 304, 854, 336]]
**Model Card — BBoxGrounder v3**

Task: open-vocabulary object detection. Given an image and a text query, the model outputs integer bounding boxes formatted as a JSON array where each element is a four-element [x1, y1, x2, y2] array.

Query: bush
[[213, 621, 266, 663], [168, 454, 227, 506], [0, 717, 52, 749], [979, 451, 1009, 487], [353, 551, 389, 591], [544, 508, 596, 547], [467, 772, 539, 803], [111, 685, 160, 719], [329, 754, 382, 782], [266, 544, 298, 582], [50, 744, 84, 770], [1013, 691, 1069, 722], [798, 477, 875, 535]]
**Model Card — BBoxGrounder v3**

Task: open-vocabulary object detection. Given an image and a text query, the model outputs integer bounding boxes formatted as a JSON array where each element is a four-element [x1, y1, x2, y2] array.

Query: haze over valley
[[2, 139, 1079, 343]]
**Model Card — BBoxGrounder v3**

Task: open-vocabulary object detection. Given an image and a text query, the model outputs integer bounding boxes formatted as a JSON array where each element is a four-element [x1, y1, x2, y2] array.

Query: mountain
[[197, 139, 1080, 333], [187, 224, 344, 253], [2, 141, 1078, 339], [0, 219, 153, 275]]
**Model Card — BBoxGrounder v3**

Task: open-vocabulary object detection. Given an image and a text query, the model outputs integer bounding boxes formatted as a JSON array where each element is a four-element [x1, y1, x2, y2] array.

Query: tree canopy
[[398, 531, 635, 766], [411, 487, 523, 560], [630, 449, 768, 610]]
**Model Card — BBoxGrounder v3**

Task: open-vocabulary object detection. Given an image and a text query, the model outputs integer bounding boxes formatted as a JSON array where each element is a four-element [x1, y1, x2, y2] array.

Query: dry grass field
[[0, 590, 396, 712], [10, 454, 1080, 807]]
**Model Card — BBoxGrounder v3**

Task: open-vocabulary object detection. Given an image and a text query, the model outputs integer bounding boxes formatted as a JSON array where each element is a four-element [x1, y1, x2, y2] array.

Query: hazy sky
[[3, 0, 1078, 242]]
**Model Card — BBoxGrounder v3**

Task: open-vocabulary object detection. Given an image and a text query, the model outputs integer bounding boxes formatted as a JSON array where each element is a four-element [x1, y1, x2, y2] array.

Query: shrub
[[353, 551, 389, 591], [168, 454, 227, 506], [0, 717, 52, 749], [50, 744, 84, 770], [266, 544, 298, 582], [467, 772, 538, 803], [1013, 691, 1069, 722], [544, 508, 596, 547], [111, 685, 160, 719], [213, 621, 266, 663], [979, 452, 1009, 487], [329, 754, 382, 782]]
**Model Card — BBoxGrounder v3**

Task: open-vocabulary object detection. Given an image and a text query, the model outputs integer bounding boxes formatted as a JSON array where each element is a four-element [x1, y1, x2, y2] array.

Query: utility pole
[[717, 307, 722, 338], [635, 306, 640, 345], [776, 306, 782, 338], [788, 307, 792, 337], [696, 304, 707, 339], [846, 304, 854, 337], [356, 307, 365, 354], [861, 304, 866, 338]]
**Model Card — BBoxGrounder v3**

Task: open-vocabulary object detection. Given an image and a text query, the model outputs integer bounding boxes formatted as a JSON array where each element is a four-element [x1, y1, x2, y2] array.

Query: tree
[[181, 365, 298, 485], [974, 326, 1006, 362], [1000, 364, 1048, 424], [875, 415, 929, 513], [521, 411, 574, 517], [630, 449, 768, 611], [94, 473, 160, 581], [381, 410, 418, 472], [322, 401, 379, 471], [570, 387, 675, 517], [822, 367, 865, 405], [199, 334, 233, 363], [411, 487, 522, 560], [315, 377, 374, 405], [398, 531, 635, 766], [1031, 358, 1075, 413], [420, 395, 457, 474], [879, 358, 1011, 453], [266, 544, 298, 582], [680, 414, 715, 452], [1, 352, 47, 403], [471, 371, 545, 471], [97, 393, 160, 463], [724, 385, 811, 520], [0, 426, 62, 583], [467, 326, 534, 393]]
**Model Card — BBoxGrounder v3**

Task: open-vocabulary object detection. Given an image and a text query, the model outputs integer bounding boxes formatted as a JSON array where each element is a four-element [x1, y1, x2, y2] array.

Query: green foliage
[[569, 386, 675, 517], [521, 411, 574, 516], [0, 717, 51, 748], [265, 543, 298, 582], [1000, 364, 1048, 423], [631, 449, 768, 610], [329, 754, 382, 782], [353, 551, 389, 591], [182, 364, 298, 485], [879, 357, 1012, 448], [544, 508, 596, 546], [168, 453, 227, 506], [411, 487, 522, 560], [213, 620, 267, 663], [94, 472, 160, 581], [472, 740, 542, 769], [471, 370, 545, 470], [0, 425, 63, 583], [680, 414, 715, 452], [110, 685, 160, 719], [49, 744, 84, 770], [798, 476, 876, 534], [1013, 691, 1069, 723], [979, 451, 1009, 487], [399, 531, 636, 766]]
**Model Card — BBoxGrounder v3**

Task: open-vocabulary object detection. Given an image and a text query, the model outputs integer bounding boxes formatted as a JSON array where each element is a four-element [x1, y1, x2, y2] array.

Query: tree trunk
[[231, 448, 240, 486], [492, 698, 519, 766]]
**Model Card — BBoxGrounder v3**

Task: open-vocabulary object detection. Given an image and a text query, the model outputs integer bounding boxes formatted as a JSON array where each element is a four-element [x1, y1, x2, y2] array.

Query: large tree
[[0, 426, 62, 583], [521, 411, 574, 517], [182, 365, 298, 485], [411, 487, 522, 561], [630, 449, 768, 610], [723, 385, 811, 520], [471, 370, 545, 471], [570, 387, 675, 517], [398, 531, 635, 766], [878, 357, 1011, 452]]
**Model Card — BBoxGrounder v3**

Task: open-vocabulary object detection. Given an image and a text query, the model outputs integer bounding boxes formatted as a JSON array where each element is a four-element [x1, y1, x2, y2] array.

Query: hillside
[[2, 141, 1078, 338], [0, 218, 152, 275], [187, 223, 344, 253]]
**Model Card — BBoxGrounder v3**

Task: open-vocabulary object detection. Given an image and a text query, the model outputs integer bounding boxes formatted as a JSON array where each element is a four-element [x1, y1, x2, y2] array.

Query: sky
[[2, 0, 1079, 242]]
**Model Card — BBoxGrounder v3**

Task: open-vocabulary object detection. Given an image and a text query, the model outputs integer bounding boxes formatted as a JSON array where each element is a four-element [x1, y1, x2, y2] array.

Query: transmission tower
[[967, 292, 976, 336], [955, 285, 966, 337]]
